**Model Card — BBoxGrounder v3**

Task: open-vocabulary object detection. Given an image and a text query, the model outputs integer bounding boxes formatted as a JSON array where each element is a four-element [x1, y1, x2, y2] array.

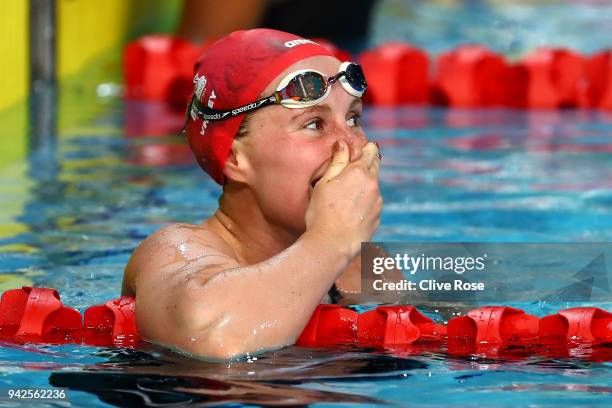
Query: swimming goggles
[[188, 62, 367, 123]]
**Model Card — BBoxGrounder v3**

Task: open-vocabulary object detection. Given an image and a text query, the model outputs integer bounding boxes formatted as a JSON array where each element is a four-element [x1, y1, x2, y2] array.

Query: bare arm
[[135, 228, 352, 360]]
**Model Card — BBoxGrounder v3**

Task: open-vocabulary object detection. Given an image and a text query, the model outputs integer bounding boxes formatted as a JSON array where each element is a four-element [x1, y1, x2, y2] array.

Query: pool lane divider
[[123, 34, 612, 112], [0, 286, 139, 346], [0, 286, 610, 357]]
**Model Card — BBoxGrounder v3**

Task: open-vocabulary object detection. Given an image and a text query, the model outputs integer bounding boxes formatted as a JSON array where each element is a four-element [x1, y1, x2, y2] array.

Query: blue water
[[0, 98, 611, 406], [372, 0, 612, 55]]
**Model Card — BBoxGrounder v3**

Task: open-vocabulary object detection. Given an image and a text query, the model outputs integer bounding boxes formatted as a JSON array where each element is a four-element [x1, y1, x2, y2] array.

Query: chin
[[264, 201, 307, 235], [283, 210, 308, 236]]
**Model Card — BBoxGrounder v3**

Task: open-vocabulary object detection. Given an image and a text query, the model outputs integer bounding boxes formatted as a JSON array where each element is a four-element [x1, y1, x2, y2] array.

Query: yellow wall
[[1, 0, 180, 114], [57, 0, 130, 78], [0, 1, 28, 169], [0, 0, 28, 112], [1, 0, 181, 167], [58, 0, 181, 78], [0, 0, 179, 242]]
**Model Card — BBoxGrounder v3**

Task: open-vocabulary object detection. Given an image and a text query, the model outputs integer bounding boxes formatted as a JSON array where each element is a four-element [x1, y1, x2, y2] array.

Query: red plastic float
[[0, 286, 137, 346], [539, 307, 612, 345], [296, 304, 358, 347], [509, 48, 588, 109], [83, 297, 140, 345], [432, 45, 511, 107], [296, 304, 446, 348], [585, 50, 612, 110], [0, 286, 81, 342], [447, 306, 539, 345], [357, 305, 446, 347], [358, 42, 429, 105], [1, 287, 610, 359], [123, 34, 210, 108]]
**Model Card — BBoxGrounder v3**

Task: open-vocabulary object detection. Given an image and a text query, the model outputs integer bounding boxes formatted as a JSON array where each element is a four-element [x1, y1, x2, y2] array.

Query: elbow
[[179, 316, 290, 360], [169, 291, 293, 359]]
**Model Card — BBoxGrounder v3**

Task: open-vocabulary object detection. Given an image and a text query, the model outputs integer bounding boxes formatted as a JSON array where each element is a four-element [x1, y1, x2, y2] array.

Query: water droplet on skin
[[175, 240, 206, 262]]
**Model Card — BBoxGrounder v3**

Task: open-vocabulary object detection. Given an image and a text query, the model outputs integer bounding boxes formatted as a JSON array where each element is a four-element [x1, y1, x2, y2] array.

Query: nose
[[332, 123, 367, 161]]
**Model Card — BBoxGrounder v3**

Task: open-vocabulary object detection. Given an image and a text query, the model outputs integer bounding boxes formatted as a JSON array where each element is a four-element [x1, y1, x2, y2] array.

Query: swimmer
[[122, 29, 391, 359]]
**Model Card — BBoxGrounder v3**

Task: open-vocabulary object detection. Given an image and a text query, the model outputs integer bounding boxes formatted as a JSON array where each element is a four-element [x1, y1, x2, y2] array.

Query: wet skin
[[122, 56, 382, 359]]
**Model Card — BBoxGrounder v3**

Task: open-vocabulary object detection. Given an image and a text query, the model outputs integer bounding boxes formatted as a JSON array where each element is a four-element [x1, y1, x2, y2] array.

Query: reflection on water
[[48, 346, 427, 407], [43, 343, 610, 407]]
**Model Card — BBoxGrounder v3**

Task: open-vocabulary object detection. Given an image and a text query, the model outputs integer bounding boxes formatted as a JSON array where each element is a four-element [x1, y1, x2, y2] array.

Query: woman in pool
[[121, 29, 382, 359]]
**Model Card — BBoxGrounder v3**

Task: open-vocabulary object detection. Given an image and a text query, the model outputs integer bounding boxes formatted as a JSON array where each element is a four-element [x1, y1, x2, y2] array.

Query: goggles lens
[[279, 71, 328, 102], [277, 63, 367, 107], [344, 63, 367, 93]]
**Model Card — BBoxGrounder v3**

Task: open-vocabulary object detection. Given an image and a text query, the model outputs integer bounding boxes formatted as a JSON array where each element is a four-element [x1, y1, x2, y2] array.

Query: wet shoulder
[[122, 222, 238, 295]]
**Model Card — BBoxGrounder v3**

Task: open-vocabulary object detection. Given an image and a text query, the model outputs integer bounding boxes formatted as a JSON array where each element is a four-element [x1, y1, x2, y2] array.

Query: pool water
[[0, 94, 611, 406]]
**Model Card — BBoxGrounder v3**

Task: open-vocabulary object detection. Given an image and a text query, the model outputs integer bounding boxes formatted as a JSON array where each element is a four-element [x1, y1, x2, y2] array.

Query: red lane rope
[[123, 34, 612, 111], [1, 286, 610, 360]]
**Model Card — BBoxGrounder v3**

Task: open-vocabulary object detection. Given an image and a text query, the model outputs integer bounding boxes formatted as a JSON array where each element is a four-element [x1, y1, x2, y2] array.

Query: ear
[[222, 138, 251, 184]]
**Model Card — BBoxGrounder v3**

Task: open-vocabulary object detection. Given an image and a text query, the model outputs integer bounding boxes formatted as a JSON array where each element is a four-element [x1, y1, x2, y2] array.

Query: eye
[[304, 118, 323, 130], [347, 113, 362, 127]]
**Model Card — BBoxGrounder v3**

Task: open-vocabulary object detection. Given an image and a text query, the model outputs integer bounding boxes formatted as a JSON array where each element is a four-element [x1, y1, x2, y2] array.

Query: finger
[[368, 149, 381, 168], [320, 141, 350, 183], [369, 154, 381, 176], [358, 142, 378, 168]]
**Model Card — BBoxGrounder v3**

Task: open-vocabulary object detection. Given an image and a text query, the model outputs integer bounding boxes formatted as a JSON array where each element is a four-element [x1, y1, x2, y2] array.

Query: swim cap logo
[[207, 90, 217, 108], [197, 89, 221, 136], [193, 74, 207, 100], [284, 39, 318, 48]]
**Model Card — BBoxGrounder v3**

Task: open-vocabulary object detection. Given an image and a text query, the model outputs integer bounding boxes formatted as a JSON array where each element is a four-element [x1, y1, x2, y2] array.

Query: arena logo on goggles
[[284, 39, 318, 48]]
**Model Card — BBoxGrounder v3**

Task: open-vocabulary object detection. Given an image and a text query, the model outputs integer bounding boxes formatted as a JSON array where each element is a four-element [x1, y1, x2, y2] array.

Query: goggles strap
[[189, 94, 278, 123]]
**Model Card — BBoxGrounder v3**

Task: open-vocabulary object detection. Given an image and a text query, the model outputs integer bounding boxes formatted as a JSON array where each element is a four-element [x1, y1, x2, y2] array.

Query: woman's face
[[236, 56, 368, 235]]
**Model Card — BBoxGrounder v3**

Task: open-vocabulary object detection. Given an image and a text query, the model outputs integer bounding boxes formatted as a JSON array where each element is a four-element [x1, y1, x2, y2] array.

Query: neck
[[205, 182, 300, 265]]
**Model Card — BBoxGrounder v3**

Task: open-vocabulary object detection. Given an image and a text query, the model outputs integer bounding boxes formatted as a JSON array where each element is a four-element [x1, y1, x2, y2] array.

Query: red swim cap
[[185, 29, 335, 185]]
